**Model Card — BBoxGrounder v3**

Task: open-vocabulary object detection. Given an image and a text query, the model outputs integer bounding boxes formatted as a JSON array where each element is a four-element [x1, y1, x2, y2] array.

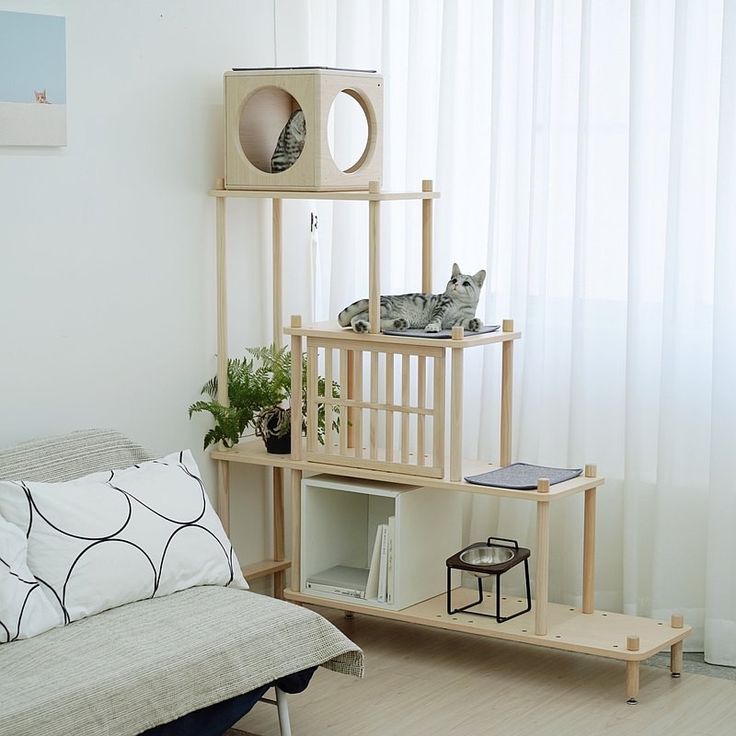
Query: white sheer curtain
[[283, 0, 736, 664]]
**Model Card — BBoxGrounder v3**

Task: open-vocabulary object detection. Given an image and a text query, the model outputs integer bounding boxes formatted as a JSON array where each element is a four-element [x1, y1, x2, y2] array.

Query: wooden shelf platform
[[212, 439, 604, 501], [243, 558, 291, 581], [285, 587, 691, 663], [285, 320, 521, 350], [209, 188, 440, 201]]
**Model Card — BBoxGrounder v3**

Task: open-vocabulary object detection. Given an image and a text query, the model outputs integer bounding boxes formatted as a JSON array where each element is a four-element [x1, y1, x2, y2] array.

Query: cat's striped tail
[[337, 299, 369, 327]]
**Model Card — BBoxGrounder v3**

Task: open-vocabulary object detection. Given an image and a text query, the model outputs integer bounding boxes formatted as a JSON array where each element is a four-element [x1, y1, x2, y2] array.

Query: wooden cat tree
[[209, 67, 689, 704]]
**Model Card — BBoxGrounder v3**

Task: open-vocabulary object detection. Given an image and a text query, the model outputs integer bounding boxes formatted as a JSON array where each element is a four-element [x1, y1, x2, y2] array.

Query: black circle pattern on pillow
[[14, 451, 238, 626], [0, 555, 46, 643]]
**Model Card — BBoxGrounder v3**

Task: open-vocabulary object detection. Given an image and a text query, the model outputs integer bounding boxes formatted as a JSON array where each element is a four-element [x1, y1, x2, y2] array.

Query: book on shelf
[[365, 524, 383, 600], [305, 565, 369, 599], [386, 515, 395, 604], [377, 523, 389, 602]]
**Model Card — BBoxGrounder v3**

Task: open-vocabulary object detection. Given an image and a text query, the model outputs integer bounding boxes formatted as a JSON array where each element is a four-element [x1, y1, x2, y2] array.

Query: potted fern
[[189, 345, 339, 454]]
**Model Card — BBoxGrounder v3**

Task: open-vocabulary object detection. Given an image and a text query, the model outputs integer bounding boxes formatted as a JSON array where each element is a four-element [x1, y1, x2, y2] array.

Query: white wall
[[0, 0, 282, 575]]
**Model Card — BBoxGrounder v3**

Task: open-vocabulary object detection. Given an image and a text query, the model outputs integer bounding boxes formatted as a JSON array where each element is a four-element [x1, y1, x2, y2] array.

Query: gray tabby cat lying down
[[338, 264, 486, 333]]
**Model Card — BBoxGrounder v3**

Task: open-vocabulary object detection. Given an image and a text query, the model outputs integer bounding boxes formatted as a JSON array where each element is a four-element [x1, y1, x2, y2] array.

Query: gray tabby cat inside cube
[[271, 110, 306, 173], [338, 264, 486, 333]]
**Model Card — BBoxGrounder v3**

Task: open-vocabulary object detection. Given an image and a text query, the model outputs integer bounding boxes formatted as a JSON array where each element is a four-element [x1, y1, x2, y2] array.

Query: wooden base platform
[[284, 587, 690, 663]]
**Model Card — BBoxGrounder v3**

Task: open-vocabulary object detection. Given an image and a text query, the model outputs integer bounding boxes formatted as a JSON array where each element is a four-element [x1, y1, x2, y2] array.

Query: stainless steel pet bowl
[[459, 546, 514, 577]]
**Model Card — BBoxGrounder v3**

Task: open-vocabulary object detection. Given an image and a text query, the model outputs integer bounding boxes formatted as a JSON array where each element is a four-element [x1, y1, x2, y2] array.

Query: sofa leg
[[275, 687, 292, 736]]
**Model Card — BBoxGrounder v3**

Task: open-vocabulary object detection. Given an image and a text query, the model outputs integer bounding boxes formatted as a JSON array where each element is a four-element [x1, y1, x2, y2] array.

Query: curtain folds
[[292, 0, 735, 665]]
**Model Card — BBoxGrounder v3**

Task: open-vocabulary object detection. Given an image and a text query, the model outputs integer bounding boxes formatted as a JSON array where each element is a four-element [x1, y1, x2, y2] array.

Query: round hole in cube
[[327, 89, 370, 173], [238, 86, 306, 173]]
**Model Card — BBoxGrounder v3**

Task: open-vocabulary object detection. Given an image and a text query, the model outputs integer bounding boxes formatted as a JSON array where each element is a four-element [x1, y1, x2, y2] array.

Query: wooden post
[[290, 468, 302, 592], [417, 355, 426, 466], [433, 354, 445, 474], [324, 347, 334, 451], [370, 351, 379, 459], [273, 467, 285, 598], [422, 179, 433, 293], [450, 326, 464, 481], [272, 198, 283, 345], [271, 200, 285, 597], [368, 180, 381, 334], [340, 350, 350, 454], [215, 195, 230, 532], [347, 351, 357, 448], [583, 463, 597, 614], [217, 461, 230, 536], [626, 635, 640, 704], [535, 491, 550, 635], [671, 614, 684, 678], [290, 315, 303, 460], [626, 661, 640, 704], [500, 319, 514, 466], [401, 353, 410, 464], [306, 344, 318, 453], [354, 351, 364, 458], [386, 353, 394, 463], [216, 196, 228, 406]]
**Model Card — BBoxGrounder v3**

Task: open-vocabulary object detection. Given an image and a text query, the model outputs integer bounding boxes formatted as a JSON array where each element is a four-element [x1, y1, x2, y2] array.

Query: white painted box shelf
[[301, 474, 461, 611]]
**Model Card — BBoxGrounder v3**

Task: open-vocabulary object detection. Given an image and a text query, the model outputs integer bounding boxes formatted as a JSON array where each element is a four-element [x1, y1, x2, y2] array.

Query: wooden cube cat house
[[224, 68, 383, 191]]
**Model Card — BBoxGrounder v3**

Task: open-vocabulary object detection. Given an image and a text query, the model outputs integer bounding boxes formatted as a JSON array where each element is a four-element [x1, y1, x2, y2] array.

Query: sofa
[[0, 429, 363, 736]]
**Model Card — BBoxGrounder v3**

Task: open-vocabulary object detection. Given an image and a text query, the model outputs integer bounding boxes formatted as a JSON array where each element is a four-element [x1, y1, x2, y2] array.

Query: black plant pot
[[261, 411, 291, 454], [264, 432, 291, 454]]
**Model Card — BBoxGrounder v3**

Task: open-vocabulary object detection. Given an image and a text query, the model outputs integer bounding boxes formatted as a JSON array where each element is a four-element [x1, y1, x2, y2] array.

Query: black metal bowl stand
[[445, 537, 532, 623]]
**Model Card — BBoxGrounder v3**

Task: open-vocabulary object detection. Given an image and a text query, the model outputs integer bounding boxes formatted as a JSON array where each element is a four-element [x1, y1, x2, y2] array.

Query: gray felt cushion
[[382, 324, 500, 338], [465, 462, 582, 490]]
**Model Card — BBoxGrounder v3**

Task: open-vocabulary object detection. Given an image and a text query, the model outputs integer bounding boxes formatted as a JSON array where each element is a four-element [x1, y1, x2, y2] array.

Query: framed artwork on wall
[[0, 11, 66, 146]]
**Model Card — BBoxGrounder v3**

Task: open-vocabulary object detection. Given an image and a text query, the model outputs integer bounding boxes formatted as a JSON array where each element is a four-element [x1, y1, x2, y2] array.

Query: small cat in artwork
[[34, 89, 49, 104], [271, 109, 306, 173], [338, 263, 487, 333]]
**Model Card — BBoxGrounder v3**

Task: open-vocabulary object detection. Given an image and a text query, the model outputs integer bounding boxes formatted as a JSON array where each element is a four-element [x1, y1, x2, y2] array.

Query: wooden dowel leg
[[422, 180, 433, 293], [273, 467, 285, 599], [217, 460, 230, 536], [368, 181, 380, 335], [290, 468, 302, 593], [290, 316, 303, 461], [450, 327, 464, 482], [626, 661, 640, 704], [625, 635, 640, 704], [671, 641, 683, 678], [582, 487, 596, 613], [272, 198, 283, 345], [671, 614, 684, 678], [500, 319, 514, 466], [535, 498, 550, 635]]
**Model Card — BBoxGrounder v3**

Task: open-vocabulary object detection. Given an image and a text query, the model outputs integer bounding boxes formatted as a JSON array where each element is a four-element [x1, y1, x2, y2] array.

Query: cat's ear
[[452, 263, 461, 278], [473, 269, 487, 287]]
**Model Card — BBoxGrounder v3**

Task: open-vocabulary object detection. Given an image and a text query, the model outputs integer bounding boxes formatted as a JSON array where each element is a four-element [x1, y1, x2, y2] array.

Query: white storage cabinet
[[300, 474, 461, 610]]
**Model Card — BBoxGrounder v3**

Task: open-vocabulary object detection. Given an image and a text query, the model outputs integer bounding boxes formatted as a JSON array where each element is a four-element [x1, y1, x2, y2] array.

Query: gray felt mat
[[465, 462, 582, 490], [382, 324, 500, 338]]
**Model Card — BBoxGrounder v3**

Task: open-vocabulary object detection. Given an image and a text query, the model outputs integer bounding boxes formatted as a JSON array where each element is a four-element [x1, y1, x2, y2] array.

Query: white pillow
[[0, 450, 247, 624], [0, 516, 62, 642]]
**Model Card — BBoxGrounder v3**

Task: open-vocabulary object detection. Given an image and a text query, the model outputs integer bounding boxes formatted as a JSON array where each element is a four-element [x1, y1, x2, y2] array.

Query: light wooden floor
[[234, 606, 736, 736]]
